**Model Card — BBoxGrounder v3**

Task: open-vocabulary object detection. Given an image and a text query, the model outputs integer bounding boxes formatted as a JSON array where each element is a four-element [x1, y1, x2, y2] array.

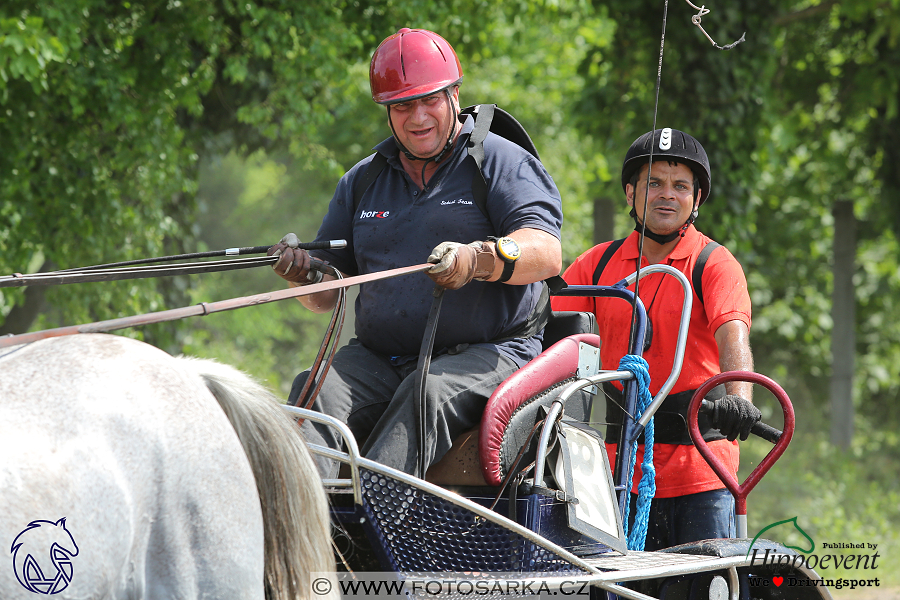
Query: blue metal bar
[[551, 283, 647, 521]]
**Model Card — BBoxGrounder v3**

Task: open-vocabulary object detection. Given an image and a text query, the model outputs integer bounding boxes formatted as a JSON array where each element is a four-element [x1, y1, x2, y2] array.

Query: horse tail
[[178, 357, 337, 600]]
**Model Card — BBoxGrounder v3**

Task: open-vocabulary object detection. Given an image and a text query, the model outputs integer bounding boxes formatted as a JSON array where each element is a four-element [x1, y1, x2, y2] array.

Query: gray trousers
[[291, 339, 519, 478]]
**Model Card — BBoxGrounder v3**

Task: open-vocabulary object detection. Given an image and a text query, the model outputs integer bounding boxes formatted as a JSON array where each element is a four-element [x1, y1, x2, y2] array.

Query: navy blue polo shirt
[[310, 115, 563, 366]]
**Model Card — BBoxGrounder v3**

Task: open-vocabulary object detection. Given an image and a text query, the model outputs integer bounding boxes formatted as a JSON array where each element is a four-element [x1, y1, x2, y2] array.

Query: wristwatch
[[489, 236, 521, 283]]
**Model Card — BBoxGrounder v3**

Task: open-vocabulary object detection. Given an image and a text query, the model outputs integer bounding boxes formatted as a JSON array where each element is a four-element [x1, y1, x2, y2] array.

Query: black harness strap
[[415, 285, 445, 480], [352, 152, 389, 214], [592, 238, 627, 286], [465, 103, 495, 221], [692, 241, 721, 306], [591, 238, 721, 306], [603, 382, 727, 445]]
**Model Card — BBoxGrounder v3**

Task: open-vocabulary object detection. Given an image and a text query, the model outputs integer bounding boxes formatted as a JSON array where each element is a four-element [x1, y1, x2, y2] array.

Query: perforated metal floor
[[359, 467, 589, 575]]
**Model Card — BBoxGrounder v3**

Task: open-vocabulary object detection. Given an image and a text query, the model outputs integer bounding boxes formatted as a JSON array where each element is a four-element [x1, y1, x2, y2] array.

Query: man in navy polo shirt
[[269, 28, 563, 478]]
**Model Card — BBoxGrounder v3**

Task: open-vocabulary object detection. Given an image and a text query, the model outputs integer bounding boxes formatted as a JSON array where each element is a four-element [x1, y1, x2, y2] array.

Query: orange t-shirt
[[552, 226, 751, 497]]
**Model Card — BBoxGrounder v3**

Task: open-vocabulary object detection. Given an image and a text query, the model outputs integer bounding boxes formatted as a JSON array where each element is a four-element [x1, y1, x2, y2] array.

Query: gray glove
[[709, 395, 761, 442], [427, 241, 496, 289], [268, 233, 322, 284]]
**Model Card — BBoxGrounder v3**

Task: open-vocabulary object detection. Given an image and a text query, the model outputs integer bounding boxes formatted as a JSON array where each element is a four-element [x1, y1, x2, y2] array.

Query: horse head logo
[[10, 518, 79, 595]]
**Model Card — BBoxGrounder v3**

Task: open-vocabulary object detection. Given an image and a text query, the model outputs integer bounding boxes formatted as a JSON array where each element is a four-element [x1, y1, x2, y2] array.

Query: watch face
[[497, 237, 521, 261]]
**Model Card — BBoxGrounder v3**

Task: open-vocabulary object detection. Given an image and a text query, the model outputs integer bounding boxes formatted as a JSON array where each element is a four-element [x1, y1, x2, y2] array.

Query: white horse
[[0, 333, 336, 600]]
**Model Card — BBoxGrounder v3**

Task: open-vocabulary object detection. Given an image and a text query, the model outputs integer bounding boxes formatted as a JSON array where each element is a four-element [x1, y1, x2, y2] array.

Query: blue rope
[[618, 354, 656, 551]]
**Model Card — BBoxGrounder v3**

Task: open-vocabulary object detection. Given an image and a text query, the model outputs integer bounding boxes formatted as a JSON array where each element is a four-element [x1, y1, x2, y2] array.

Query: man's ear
[[625, 183, 635, 207]]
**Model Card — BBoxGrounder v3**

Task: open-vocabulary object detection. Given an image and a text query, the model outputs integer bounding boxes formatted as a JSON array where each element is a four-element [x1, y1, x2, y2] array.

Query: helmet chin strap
[[630, 207, 698, 244], [387, 88, 459, 186]]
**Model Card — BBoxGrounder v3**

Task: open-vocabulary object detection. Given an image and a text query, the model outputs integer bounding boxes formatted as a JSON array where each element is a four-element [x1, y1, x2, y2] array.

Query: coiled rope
[[618, 354, 656, 551]]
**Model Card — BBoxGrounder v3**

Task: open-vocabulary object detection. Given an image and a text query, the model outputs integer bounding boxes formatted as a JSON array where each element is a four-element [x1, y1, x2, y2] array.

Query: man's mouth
[[409, 126, 435, 138]]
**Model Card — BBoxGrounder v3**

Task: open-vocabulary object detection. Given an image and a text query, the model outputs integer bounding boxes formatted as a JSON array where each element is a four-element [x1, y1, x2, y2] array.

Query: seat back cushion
[[480, 333, 601, 486]]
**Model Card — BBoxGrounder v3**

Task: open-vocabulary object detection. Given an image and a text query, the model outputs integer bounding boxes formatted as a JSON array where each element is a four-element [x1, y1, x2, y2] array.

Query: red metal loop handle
[[688, 371, 794, 516]]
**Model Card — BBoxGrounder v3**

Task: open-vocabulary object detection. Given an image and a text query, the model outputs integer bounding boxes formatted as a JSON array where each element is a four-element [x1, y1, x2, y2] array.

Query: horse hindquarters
[[0, 335, 266, 600], [181, 356, 337, 600]]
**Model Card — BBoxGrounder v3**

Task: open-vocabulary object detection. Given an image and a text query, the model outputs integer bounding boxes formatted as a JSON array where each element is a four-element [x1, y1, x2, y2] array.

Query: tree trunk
[[830, 200, 856, 448], [0, 261, 52, 336], [593, 196, 617, 245]]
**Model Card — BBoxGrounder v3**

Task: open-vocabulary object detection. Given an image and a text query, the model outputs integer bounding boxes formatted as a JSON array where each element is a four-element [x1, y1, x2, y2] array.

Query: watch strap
[[488, 236, 518, 283], [498, 259, 516, 283]]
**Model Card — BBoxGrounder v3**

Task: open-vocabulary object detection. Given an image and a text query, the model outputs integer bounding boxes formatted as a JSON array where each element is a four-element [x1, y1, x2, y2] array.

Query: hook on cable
[[683, 0, 746, 50]]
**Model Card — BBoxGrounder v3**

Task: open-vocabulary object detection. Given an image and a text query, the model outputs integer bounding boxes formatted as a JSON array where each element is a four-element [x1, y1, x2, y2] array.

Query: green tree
[[575, 1, 900, 439], [0, 0, 492, 343]]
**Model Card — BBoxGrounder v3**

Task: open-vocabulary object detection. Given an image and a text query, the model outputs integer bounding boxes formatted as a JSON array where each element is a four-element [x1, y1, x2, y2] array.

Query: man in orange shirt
[[552, 128, 760, 549]]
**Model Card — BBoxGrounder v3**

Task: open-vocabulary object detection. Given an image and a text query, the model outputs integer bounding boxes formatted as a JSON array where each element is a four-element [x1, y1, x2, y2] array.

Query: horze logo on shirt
[[359, 210, 390, 219]]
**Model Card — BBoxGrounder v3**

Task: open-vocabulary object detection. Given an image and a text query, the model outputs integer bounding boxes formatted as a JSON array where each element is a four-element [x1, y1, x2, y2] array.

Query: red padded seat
[[479, 333, 601, 486]]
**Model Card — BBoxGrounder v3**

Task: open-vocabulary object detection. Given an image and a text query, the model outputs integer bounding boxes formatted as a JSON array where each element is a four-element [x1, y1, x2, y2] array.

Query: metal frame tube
[[621, 265, 692, 434], [532, 371, 634, 488], [281, 405, 364, 505]]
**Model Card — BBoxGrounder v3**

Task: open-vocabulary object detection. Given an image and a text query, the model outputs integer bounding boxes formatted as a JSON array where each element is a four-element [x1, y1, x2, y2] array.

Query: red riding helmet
[[369, 28, 463, 105]]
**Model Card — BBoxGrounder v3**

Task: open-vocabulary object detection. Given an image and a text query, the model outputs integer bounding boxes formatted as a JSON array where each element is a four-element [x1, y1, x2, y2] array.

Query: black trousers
[[292, 338, 518, 478]]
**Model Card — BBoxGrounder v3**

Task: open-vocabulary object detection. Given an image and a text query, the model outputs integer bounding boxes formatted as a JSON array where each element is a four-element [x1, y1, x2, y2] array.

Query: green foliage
[[182, 151, 341, 394]]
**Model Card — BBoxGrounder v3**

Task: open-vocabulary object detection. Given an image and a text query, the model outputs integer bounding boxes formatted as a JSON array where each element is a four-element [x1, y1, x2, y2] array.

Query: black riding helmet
[[621, 128, 711, 206]]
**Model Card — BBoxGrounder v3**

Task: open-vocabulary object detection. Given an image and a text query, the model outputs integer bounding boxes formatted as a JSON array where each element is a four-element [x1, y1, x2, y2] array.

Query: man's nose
[[657, 182, 677, 199], [410, 101, 429, 122]]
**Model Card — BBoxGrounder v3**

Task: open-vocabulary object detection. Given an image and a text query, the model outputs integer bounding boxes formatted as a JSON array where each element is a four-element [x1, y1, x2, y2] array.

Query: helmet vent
[[398, 35, 407, 79], [433, 40, 447, 63]]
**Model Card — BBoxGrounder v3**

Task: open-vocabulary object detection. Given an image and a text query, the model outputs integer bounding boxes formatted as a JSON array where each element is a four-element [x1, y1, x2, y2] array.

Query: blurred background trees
[[3, 0, 899, 582]]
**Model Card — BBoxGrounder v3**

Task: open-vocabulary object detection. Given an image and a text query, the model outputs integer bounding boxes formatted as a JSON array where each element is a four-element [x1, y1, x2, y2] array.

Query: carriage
[[0, 252, 832, 600], [287, 262, 830, 600]]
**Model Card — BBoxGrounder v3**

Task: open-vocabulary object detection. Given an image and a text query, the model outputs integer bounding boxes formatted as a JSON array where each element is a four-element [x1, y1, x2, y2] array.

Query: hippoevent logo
[[745, 516, 881, 592], [10, 518, 79, 595]]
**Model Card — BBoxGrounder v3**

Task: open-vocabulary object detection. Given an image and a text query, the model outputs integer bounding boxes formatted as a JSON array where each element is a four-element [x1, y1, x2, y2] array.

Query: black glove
[[710, 395, 761, 442]]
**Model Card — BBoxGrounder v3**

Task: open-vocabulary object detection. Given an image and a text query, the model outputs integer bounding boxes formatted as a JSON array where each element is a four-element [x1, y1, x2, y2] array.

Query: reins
[[291, 271, 347, 417], [0, 241, 346, 288], [1, 240, 428, 419], [0, 263, 432, 349]]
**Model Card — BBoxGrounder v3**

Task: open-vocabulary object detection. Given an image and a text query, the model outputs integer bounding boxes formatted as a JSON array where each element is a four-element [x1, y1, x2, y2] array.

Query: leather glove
[[709, 395, 761, 442], [268, 233, 322, 284], [427, 241, 496, 290]]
